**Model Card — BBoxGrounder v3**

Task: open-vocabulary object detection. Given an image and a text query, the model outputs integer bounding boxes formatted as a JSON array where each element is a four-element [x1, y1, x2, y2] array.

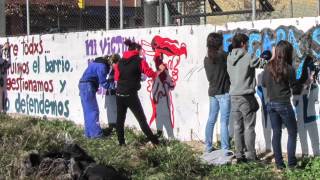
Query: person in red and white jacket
[[114, 39, 165, 146]]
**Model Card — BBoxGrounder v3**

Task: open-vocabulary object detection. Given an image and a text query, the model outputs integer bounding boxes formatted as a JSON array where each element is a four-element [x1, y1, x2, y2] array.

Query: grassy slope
[[0, 114, 319, 179]]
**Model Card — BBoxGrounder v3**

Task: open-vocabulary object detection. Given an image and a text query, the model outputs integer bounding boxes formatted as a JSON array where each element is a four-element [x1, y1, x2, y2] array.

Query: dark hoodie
[[262, 65, 301, 103], [227, 48, 265, 96], [204, 51, 230, 96], [114, 50, 157, 94]]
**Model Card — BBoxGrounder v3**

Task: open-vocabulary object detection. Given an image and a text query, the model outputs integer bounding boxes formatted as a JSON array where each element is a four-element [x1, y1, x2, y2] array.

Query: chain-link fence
[[2, 0, 320, 36], [206, 0, 320, 25]]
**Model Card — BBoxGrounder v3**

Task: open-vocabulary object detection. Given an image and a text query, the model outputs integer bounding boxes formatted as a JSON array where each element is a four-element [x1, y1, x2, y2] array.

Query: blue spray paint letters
[[249, 32, 262, 57], [221, 26, 320, 60], [312, 28, 320, 59]]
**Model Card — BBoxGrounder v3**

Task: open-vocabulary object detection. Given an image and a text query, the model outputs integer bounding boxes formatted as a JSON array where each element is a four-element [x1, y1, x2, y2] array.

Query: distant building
[[4, 0, 319, 36], [5, 0, 143, 36], [206, 0, 319, 25]]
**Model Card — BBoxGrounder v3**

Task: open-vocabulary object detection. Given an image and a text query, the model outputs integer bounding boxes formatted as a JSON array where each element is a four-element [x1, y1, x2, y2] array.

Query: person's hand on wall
[[156, 64, 166, 77], [159, 64, 166, 72]]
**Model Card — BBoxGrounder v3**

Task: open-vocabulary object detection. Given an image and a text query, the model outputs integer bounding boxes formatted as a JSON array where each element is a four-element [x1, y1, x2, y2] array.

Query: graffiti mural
[[1, 17, 320, 155], [3, 37, 71, 118], [221, 26, 320, 63], [222, 26, 320, 123], [141, 36, 187, 138], [222, 26, 320, 155]]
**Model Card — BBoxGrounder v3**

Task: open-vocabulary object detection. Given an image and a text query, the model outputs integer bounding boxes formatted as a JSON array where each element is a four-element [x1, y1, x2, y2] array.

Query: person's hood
[[229, 48, 246, 66], [93, 57, 107, 65], [123, 50, 140, 60]]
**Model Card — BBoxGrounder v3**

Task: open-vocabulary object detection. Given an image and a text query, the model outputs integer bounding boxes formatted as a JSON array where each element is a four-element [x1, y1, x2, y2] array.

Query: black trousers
[[116, 92, 159, 145]]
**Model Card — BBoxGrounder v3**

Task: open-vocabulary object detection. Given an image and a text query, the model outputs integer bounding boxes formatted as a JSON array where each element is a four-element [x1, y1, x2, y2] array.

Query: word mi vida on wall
[[85, 35, 135, 62], [221, 25, 320, 61], [5, 37, 72, 118]]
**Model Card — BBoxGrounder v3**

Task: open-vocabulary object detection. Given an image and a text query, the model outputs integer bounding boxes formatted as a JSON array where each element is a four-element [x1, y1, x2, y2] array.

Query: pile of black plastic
[[19, 143, 128, 180]]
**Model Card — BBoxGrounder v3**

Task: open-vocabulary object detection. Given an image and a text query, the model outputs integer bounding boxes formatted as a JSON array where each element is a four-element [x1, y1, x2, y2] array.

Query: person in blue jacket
[[79, 56, 113, 138]]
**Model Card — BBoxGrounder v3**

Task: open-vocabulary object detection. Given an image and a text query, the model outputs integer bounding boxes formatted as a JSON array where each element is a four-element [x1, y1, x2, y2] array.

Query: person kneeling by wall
[[79, 56, 114, 139]]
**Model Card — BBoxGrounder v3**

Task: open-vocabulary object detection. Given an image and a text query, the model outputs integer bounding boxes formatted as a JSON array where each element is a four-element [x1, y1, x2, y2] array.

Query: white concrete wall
[[1, 16, 320, 155]]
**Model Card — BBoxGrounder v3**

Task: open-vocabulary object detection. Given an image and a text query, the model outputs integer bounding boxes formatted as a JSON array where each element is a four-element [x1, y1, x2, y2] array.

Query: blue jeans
[[267, 102, 297, 167], [205, 93, 230, 152], [79, 82, 102, 138]]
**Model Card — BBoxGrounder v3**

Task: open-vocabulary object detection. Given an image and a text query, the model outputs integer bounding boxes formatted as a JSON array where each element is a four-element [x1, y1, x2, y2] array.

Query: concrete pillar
[[0, 0, 5, 36], [144, 0, 159, 27], [164, 3, 171, 26], [252, 0, 256, 21], [120, 0, 123, 29]]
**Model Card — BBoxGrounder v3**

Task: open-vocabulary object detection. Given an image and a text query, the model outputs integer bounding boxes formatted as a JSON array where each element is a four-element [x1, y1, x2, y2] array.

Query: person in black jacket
[[114, 39, 165, 145], [0, 42, 10, 113], [262, 40, 302, 170], [204, 33, 231, 153]]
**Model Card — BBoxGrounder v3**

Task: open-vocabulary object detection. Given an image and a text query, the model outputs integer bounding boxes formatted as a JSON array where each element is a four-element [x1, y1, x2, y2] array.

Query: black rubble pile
[[18, 143, 129, 180]]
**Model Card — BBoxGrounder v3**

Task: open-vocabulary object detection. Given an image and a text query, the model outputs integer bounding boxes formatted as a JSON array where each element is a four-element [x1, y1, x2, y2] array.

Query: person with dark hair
[[204, 33, 231, 153], [79, 56, 114, 138], [262, 40, 302, 170], [0, 42, 11, 113], [114, 39, 165, 146], [227, 33, 266, 162], [260, 50, 272, 62], [296, 55, 315, 86]]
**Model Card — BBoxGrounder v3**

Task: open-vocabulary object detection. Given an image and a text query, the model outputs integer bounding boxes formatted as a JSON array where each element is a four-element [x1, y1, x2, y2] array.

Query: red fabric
[[114, 63, 119, 81], [151, 36, 187, 57], [149, 94, 157, 126], [140, 60, 157, 79], [122, 50, 139, 59], [116, 50, 157, 80]]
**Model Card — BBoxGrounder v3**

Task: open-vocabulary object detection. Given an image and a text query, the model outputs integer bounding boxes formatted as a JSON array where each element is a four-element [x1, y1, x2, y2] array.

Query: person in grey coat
[[227, 33, 266, 162]]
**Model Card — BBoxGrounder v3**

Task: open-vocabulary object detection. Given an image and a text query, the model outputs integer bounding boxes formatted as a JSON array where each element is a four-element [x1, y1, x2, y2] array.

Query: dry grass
[[0, 114, 319, 179]]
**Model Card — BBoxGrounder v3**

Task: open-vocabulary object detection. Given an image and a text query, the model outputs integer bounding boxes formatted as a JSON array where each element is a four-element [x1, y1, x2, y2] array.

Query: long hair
[[267, 40, 293, 83], [207, 33, 223, 63]]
